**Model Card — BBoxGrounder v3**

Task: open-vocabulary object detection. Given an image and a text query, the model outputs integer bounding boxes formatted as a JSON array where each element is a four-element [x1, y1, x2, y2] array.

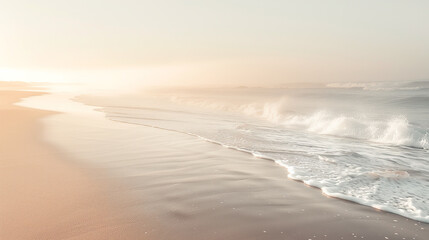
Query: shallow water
[[17, 88, 429, 239], [79, 82, 429, 223]]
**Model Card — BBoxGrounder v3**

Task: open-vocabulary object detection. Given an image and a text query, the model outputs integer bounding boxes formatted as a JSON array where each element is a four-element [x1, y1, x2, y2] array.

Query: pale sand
[[0, 90, 144, 239]]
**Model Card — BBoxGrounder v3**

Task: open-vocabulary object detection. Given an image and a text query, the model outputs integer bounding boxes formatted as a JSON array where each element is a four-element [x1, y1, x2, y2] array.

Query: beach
[[2, 1, 429, 239], [4, 85, 426, 240], [0, 89, 147, 239]]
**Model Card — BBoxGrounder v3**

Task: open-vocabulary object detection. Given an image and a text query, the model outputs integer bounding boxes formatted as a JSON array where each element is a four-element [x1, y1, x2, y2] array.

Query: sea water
[[79, 81, 429, 223]]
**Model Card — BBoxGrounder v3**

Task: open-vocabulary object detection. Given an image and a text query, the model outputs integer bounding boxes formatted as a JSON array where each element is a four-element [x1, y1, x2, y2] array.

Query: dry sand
[[0, 90, 143, 239]]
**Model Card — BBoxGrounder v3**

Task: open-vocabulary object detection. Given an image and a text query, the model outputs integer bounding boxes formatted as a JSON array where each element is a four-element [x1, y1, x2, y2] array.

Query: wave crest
[[170, 96, 429, 149], [270, 110, 428, 149]]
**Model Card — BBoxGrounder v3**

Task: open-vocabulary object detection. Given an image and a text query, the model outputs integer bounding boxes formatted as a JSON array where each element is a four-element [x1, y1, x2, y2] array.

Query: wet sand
[[0, 90, 145, 239], [29, 91, 429, 240], [91, 126, 429, 240]]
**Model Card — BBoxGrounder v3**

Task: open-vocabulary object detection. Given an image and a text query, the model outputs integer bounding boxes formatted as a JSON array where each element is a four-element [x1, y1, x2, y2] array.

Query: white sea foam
[[273, 156, 429, 223], [280, 112, 428, 149]]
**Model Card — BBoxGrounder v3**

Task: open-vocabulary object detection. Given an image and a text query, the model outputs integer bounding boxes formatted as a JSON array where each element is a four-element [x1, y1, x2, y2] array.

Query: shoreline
[[4, 86, 429, 240], [0, 90, 145, 239], [28, 90, 428, 240]]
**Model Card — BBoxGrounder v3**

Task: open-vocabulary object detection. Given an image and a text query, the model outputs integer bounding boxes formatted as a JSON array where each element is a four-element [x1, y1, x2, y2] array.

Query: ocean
[[75, 81, 429, 223]]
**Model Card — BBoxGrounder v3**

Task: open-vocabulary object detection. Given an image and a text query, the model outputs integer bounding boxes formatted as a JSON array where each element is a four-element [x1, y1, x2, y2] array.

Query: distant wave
[[389, 96, 429, 107], [326, 81, 429, 91]]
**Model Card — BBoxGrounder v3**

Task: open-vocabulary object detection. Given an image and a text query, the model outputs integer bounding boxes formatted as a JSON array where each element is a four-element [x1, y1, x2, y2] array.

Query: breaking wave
[[171, 97, 429, 149]]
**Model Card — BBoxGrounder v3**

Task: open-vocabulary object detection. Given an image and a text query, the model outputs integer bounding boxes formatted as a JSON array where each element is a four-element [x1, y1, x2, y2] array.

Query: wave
[[326, 81, 429, 91], [389, 96, 429, 107], [171, 96, 429, 149], [278, 112, 428, 149]]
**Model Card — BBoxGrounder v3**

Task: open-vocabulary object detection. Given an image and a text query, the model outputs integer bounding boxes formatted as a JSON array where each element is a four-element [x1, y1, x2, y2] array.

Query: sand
[[0, 90, 143, 239]]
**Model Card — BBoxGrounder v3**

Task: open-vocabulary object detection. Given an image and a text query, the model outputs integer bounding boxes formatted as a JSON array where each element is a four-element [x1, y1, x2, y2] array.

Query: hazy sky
[[1, 0, 428, 86]]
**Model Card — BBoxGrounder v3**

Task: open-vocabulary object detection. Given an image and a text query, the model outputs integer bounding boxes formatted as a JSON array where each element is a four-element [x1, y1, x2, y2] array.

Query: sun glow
[[0, 65, 196, 93], [0, 68, 68, 83]]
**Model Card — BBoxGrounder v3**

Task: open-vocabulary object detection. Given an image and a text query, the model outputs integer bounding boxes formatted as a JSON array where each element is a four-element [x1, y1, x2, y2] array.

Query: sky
[[1, 0, 429, 87]]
